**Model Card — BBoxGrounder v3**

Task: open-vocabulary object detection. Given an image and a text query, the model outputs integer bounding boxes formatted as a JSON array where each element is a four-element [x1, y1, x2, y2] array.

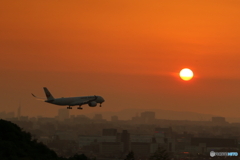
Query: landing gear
[[77, 105, 83, 109], [67, 106, 72, 109], [99, 103, 102, 107]]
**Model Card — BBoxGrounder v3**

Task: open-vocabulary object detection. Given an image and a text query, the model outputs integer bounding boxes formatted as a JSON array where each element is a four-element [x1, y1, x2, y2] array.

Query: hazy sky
[[1, 0, 240, 118]]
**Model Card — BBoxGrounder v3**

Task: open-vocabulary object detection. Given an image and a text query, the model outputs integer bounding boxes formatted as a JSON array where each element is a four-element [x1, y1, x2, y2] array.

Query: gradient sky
[[1, 0, 240, 119]]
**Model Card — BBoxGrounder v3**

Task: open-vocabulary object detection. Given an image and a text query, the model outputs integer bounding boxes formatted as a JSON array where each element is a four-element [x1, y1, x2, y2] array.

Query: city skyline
[[3, 109, 239, 160], [3, 106, 240, 124]]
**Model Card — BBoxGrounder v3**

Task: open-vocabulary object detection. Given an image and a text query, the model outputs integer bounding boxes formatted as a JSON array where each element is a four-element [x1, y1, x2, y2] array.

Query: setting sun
[[179, 68, 194, 81]]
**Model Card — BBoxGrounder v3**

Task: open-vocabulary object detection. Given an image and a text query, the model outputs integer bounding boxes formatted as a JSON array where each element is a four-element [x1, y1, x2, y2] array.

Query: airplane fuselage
[[45, 95, 104, 106]]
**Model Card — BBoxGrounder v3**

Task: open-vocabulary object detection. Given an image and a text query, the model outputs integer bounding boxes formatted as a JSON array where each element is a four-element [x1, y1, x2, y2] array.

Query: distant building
[[212, 117, 227, 124], [111, 115, 118, 122], [155, 127, 175, 152], [93, 114, 103, 120], [0, 111, 5, 119], [1, 111, 15, 119], [78, 135, 100, 147], [131, 134, 153, 143], [102, 128, 117, 136], [29, 117, 37, 122], [47, 139, 79, 157], [99, 142, 123, 156], [58, 108, 69, 121], [17, 105, 21, 120], [141, 111, 155, 123], [131, 142, 151, 157], [191, 137, 238, 148], [131, 116, 142, 124], [38, 117, 56, 123], [155, 127, 173, 138], [131, 137, 159, 158], [55, 131, 78, 141], [191, 137, 238, 153], [6, 112, 15, 118], [121, 130, 130, 153], [73, 115, 91, 123], [19, 116, 29, 121]]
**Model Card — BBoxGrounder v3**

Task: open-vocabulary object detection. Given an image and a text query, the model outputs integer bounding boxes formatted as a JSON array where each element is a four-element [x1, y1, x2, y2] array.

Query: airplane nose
[[101, 97, 105, 102]]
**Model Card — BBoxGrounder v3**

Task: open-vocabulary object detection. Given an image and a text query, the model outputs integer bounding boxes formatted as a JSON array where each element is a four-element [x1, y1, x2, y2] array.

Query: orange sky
[[1, 0, 240, 119]]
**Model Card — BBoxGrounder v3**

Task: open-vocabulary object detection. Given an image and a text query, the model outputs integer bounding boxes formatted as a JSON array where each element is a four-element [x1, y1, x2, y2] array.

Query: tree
[[68, 154, 89, 160], [0, 119, 93, 160], [0, 119, 59, 160], [124, 151, 134, 160], [149, 147, 171, 160]]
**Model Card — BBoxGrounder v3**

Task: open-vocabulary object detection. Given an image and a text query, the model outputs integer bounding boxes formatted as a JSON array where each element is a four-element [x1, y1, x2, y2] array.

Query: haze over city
[[1, 0, 240, 119]]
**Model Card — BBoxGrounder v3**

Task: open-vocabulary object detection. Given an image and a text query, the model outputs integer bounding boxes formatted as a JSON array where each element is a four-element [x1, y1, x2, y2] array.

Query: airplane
[[32, 87, 105, 109]]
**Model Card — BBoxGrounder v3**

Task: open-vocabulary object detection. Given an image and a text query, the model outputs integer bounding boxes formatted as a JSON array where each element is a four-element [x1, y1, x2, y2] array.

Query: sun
[[179, 68, 194, 81]]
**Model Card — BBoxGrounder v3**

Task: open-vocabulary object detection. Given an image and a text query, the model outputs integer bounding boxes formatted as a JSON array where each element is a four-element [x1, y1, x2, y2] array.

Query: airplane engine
[[88, 101, 97, 107]]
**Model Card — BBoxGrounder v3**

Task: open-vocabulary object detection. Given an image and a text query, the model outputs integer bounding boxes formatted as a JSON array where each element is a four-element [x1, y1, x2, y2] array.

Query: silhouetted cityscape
[[1, 107, 240, 160]]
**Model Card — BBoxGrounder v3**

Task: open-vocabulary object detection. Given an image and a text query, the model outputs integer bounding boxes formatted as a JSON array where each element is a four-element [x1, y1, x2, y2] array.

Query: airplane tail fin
[[43, 87, 54, 101]]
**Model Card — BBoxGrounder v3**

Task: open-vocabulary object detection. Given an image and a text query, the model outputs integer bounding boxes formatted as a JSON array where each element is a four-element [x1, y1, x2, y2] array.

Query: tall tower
[[17, 103, 21, 120]]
